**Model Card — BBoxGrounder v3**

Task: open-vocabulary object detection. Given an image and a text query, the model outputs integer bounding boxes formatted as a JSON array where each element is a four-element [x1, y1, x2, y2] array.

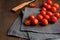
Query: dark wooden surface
[[0, 0, 29, 40], [0, 0, 60, 40], [0, 0, 41, 40]]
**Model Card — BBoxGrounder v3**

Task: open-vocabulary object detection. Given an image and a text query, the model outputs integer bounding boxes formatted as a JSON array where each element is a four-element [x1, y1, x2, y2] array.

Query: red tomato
[[29, 3, 36, 8], [24, 19, 31, 26], [47, 11, 53, 16], [41, 7, 46, 11], [44, 15, 50, 20], [51, 16, 57, 23], [59, 14, 60, 18], [31, 18, 38, 25], [42, 2, 47, 7], [42, 19, 48, 26], [48, 0, 52, 1], [37, 14, 43, 21], [40, 10, 46, 16], [51, 7, 57, 13], [47, 0, 52, 5], [28, 14, 35, 20], [53, 3, 59, 9], [46, 4, 51, 10], [54, 12, 60, 19]]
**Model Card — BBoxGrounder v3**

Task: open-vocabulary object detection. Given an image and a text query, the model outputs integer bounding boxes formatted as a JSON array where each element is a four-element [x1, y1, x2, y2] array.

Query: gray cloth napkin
[[28, 32, 60, 40], [21, 7, 60, 33], [8, 16, 28, 39], [8, 7, 60, 40], [8, 15, 60, 40]]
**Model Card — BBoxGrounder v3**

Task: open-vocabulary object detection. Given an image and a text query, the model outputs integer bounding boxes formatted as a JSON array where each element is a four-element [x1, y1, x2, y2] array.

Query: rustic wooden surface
[[0, 0, 60, 40], [0, 0, 41, 40]]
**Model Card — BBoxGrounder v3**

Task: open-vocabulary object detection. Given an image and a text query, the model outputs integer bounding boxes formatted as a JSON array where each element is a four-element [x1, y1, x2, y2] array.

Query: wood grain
[[0, 0, 28, 40]]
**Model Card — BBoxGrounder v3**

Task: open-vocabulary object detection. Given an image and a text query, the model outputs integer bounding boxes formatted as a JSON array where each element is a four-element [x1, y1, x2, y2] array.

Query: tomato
[[46, 4, 51, 10], [29, 3, 36, 8], [28, 14, 35, 20], [47, 11, 53, 16], [47, 0, 52, 5], [59, 13, 60, 18], [42, 19, 48, 26], [31, 18, 38, 25], [53, 3, 59, 9], [54, 12, 60, 19], [41, 7, 46, 11], [24, 19, 31, 26], [51, 7, 57, 13], [42, 2, 47, 7], [51, 16, 57, 23], [59, 14, 60, 18], [40, 10, 46, 16], [48, 0, 52, 1], [44, 15, 50, 20], [37, 14, 43, 21]]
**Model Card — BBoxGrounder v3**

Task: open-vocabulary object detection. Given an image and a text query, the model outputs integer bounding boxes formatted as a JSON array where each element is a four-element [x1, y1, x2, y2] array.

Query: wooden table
[[0, 0, 60, 40], [0, 0, 41, 40]]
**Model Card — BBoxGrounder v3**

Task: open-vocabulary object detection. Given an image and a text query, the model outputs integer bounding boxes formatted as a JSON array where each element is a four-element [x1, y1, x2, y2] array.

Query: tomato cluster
[[24, 0, 60, 26], [24, 14, 38, 26]]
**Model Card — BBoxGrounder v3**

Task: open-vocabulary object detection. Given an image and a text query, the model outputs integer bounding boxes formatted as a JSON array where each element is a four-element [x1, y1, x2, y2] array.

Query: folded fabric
[[8, 15, 60, 40], [28, 32, 60, 40], [8, 7, 60, 40], [21, 7, 60, 33], [8, 16, 28, 39]]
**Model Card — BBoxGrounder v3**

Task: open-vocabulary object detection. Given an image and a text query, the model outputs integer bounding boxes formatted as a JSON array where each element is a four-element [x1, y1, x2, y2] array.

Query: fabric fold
[[8, 7, 60, 40], [21, 7, 60, 33], [28, 32, 60, 40], [8, 16, 28, 39]]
